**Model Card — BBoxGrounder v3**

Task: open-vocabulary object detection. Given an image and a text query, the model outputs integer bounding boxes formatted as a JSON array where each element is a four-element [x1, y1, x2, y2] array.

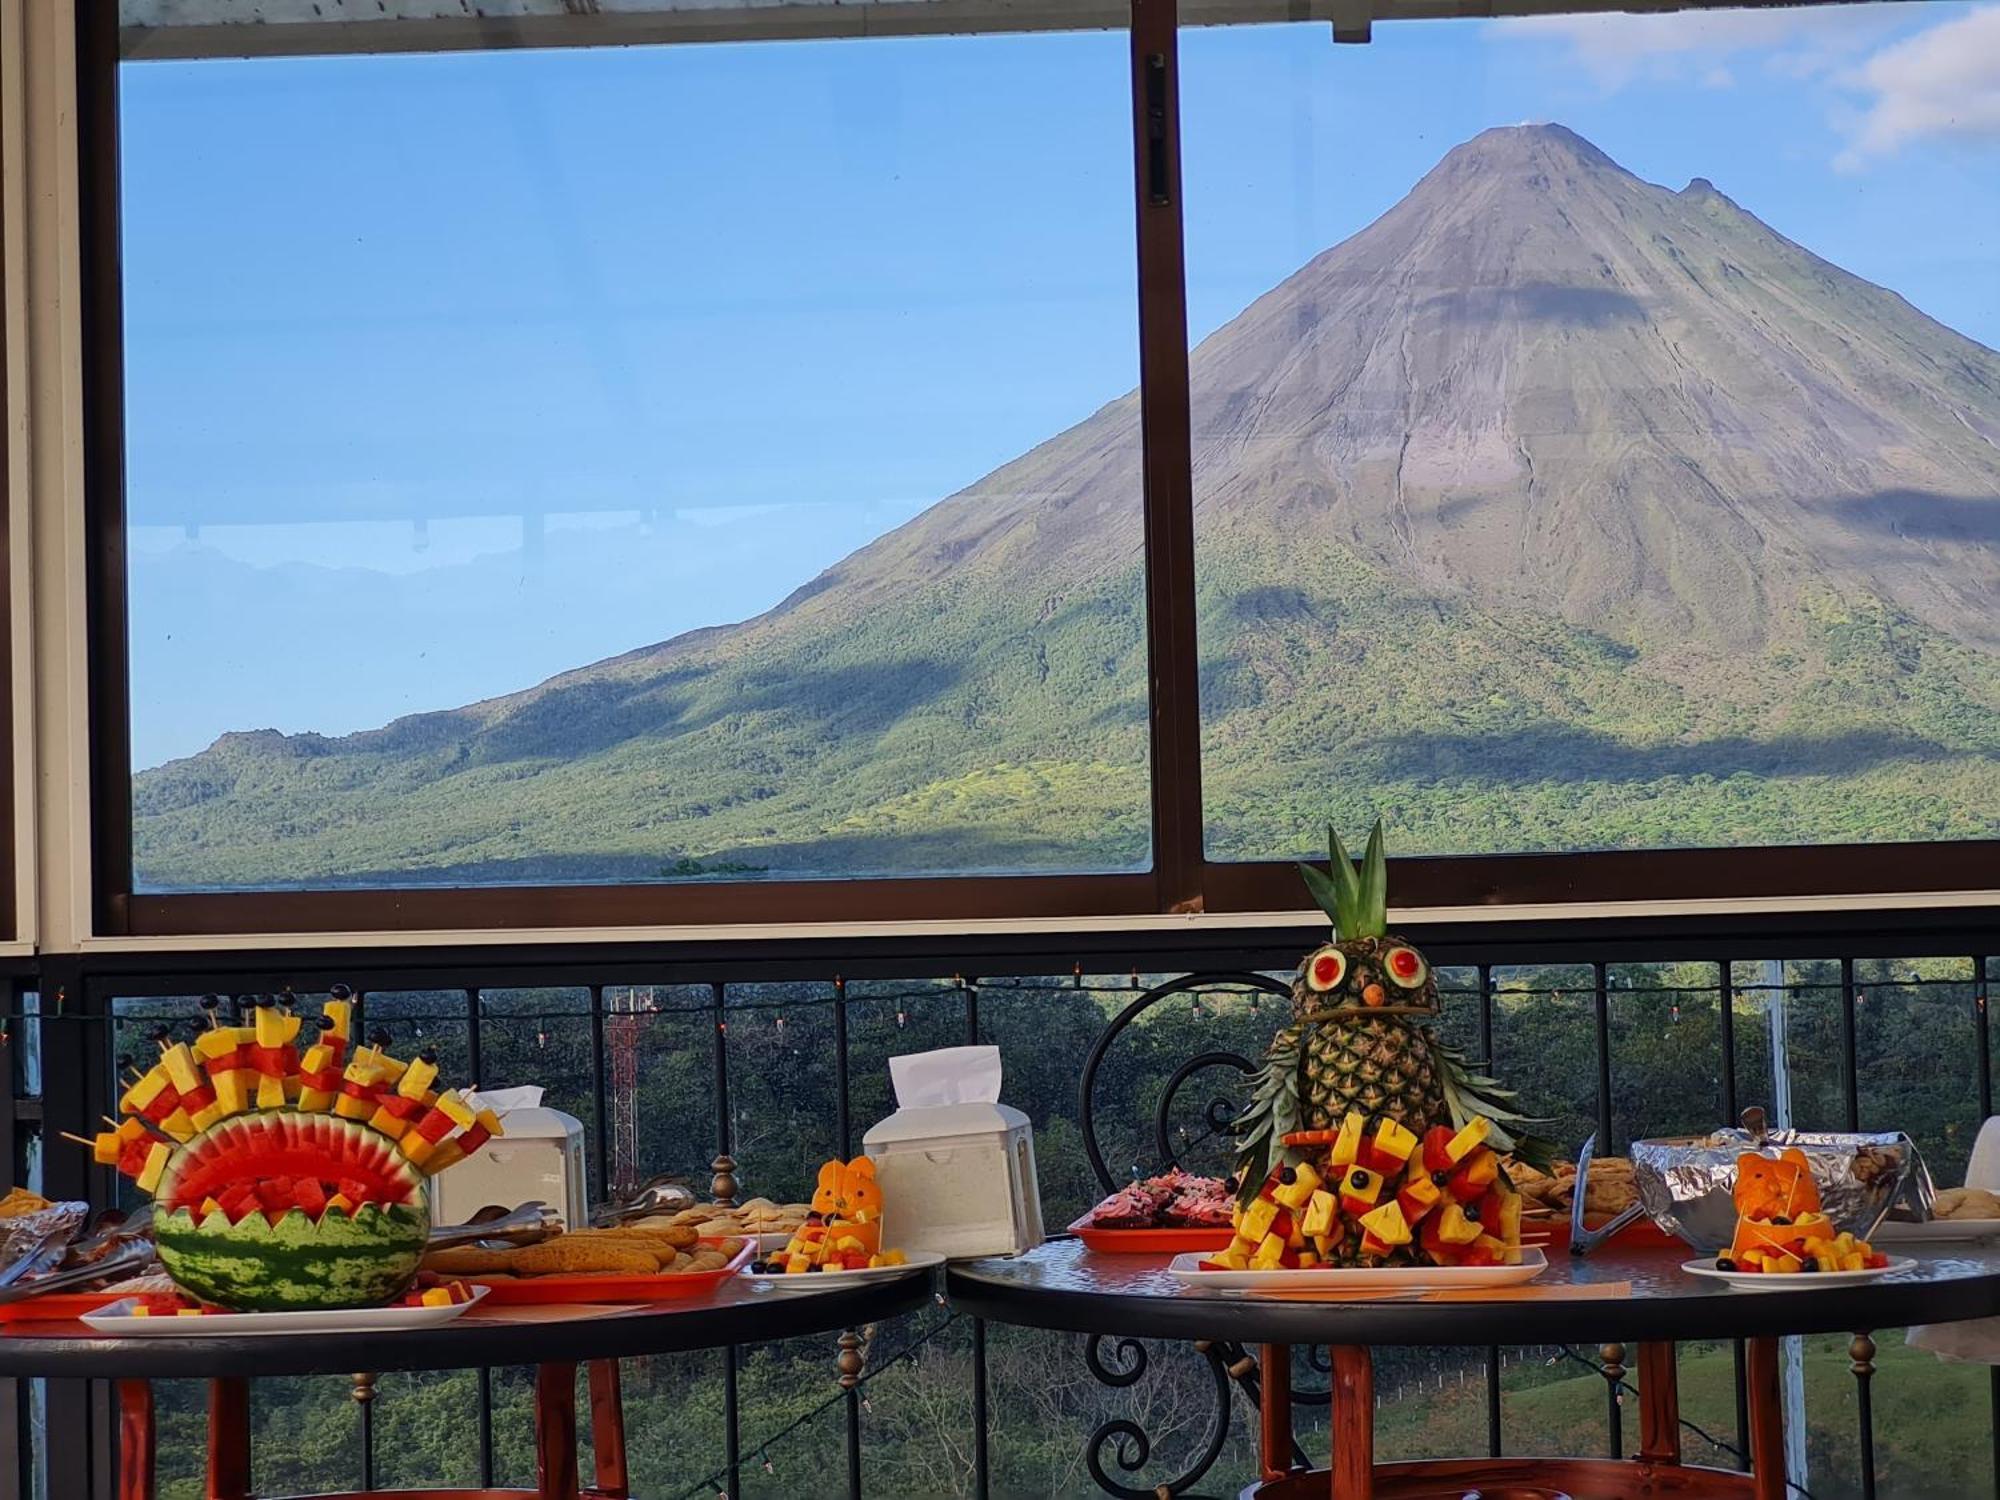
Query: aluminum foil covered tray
[[1631, 1130, 1918, 1255]]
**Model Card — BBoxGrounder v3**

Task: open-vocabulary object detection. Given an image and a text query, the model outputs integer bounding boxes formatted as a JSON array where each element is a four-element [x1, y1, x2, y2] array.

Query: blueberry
[[1715, 1257, 1736, 1271], [1770, 1216, 1792, 1226], [1280, 1167, 1298, 1186]]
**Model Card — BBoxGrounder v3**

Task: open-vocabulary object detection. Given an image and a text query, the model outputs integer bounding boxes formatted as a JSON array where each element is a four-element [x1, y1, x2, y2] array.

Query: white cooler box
[[863, 1047, 1044, 1260]]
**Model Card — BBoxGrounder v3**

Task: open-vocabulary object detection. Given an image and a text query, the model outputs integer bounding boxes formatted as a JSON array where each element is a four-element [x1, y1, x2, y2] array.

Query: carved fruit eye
[[1304, 946, 1348, 993], [1384, 946, 1428, 989]]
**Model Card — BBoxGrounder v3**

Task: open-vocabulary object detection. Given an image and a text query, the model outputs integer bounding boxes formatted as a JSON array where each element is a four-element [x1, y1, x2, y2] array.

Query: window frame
[[80, 0, 2000, 938]]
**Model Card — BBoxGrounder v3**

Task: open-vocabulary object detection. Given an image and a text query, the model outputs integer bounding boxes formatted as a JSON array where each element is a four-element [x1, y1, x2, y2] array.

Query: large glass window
[[1182, 7, 2000, 863], [119, 32, 1148, 892]]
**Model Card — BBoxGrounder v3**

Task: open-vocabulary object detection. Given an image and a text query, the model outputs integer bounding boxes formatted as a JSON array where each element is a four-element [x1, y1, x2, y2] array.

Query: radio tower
[[606, 987, 651, 1199]]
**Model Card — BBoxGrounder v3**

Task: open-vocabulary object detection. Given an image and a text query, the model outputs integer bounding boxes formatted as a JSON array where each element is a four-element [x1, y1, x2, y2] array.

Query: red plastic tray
[[1067, 1214, 1233, 1254], [0, 1291, 130, 1326], [465, 1237, 754, 1305], [1521, 1214, 1682, 1252]]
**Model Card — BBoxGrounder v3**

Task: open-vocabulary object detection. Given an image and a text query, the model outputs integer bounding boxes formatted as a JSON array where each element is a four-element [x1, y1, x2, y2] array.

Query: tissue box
[[862, 1047, 1044, 1260]]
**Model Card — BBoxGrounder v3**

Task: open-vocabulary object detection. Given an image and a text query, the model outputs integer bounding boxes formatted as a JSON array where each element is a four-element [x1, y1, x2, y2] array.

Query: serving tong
[[1567, 1132, 1645, 1256], [591, 1174, 697, 1228]]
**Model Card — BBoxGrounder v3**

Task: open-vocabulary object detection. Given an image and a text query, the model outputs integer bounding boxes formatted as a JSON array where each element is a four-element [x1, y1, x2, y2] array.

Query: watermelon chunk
[[294, 1178, 328, 1218], [155, 1111, 424, 1214]]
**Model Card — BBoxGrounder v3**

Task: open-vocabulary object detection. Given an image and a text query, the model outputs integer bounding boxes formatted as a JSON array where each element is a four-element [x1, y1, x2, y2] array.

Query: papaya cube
[[1296, 1251, 1319, 1269], [1445, 1116, 1492, 1162], [1239, 1197, 1280, 1243], [1272, 1161, 1321, 1211], [419, 1287, 455, 1308], [1300, 1189, 1337, 1238], [1330, 1112, 1366, 1169], [1358, 1200, 1412, 1247], [1446, 1149, 1500, 1202], [1358, 1231, 1391, 1258], [1251, 1233, 1287, 1270]]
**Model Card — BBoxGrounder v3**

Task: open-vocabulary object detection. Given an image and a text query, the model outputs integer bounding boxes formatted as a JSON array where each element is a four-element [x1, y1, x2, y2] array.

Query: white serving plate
[[743, 1249, 944, 1293], [1167, 1247, 1547, 1293], [81, 1284, 489, 1336], [1872, 1218, 2000, 1244], [1680, 1256, 1914, 1290]]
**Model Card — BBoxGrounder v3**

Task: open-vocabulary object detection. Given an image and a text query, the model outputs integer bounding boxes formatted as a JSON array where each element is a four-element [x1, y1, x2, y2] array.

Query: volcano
[[133, 124, 2000, 889]]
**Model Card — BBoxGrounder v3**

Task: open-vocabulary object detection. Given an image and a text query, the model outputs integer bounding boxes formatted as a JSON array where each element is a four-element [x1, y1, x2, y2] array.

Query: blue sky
[[120, 5, 2000, 768]]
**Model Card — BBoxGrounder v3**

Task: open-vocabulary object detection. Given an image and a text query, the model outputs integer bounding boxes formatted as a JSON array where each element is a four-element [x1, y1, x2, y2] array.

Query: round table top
[[945, 1238, 2000, 1346], [0, 1272, 934, 1380]]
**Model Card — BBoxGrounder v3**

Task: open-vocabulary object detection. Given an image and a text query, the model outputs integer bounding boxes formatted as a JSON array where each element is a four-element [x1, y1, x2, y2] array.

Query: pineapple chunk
[[1240, 1197, 1280, 1243], [1445, 1116, 1492, 1162], [1371, 1118, 1418, 1165], [1214, 1245, 1251, 1271], [1395, 1174, 1442, 1222], [1435, 1202, 1482, 1245], [255, 1074, 286, 1111], [1358, 1200, 1412, 1247], [1251, 1233, 1287, 1270], [1295, 1251, 1319, 1269], [1338, 1164, 1384, 1208], [1300, 1189, 1337, 1237], [135, 1141, 172, 1195], [420, 1286, 455, 1307], [1330, 1112, 1366, 1168], [1271, 1161, 1322, 1211]]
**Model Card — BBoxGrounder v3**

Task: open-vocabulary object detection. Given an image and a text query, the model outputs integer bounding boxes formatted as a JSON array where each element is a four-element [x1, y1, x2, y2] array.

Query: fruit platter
[[1069, 1169, 1236, 1253], [1683, 1146, 1906, 1287], [744, 1156, 938, 1290], [82, 1281, 490, 1337], [1187, 823, 1552, 1294], [75, 990, 506, 1314]]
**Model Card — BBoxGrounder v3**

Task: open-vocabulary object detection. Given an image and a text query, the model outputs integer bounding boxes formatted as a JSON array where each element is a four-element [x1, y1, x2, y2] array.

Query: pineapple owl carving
[[1233, 821, 1551, 1207]]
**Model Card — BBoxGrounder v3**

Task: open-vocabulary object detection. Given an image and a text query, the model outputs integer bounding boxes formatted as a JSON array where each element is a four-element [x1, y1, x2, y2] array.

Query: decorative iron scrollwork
[[1082, 1335, 1233, 1500]]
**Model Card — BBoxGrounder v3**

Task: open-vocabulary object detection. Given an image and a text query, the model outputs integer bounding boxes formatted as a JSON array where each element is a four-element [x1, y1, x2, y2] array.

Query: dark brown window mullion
[[78, 0, 137, 939], [1130, 0, 1206, 915]]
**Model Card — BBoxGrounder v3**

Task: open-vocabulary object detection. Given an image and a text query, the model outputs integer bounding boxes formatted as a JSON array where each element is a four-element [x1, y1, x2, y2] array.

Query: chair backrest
[[1964, 1117, 2000, 1190]]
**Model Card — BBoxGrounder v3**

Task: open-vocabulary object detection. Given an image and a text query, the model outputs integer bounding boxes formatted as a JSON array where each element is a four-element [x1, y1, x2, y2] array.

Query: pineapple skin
[[1290, 934, 1447, 1139]]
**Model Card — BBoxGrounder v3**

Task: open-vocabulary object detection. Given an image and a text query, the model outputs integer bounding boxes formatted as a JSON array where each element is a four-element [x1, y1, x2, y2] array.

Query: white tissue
[[889, 1046, 1003, 1108], [463, 1085, 543, 1115]]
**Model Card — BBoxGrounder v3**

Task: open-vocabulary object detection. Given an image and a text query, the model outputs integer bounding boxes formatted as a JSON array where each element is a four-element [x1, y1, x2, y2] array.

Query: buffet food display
[[748, 1157, 911, 1275], [82, 991, 502, 1313]]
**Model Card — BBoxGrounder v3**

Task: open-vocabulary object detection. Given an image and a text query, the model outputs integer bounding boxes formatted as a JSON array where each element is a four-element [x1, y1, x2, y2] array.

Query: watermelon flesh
[[157, 1111, 422, 1216], [154, 1201, 428, 1311]]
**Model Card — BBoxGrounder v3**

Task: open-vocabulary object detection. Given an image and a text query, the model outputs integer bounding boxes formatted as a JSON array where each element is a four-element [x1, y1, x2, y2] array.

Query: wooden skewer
[[58, 1131, 99, 1148]]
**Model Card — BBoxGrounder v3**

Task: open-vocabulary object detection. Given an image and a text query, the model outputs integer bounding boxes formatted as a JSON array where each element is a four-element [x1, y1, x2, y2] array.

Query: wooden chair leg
[[1329, 1345, 1374, 1500], [1637, 1343, 1681, 1465], [1260, 1344, 1294, 1482], [1745, 1337, 1786, 1500], [536, 1362, 580, 1500], [585, 1360, 629, 1499], [117, 1380, 156, 1500]]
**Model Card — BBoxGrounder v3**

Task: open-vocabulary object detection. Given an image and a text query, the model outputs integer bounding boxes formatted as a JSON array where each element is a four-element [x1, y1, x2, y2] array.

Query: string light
[[536, 1029, 548, 1049], [895, 1008, 908, 1030], [775, 1015, 786, 1034]]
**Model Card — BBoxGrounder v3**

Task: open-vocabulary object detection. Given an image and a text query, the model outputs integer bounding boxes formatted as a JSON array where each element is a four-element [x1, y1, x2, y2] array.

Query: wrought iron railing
[[0, 924, 1994, 1500]]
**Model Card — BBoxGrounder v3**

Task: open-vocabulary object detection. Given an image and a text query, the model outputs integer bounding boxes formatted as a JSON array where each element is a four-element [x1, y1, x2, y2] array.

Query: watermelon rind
[[154, 1201, 429, 1311]]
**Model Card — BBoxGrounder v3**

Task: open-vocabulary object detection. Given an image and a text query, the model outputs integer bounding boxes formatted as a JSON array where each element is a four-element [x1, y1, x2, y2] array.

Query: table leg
[[1328, 1345, 1373, 1500], [1637, 1342, 1682, 1465], [1746, 1336, 1786, 1500], [536, 1361, 581, 1500], [207, 1378, 252, 1500], [586, 1359, 629, 1498], [1259, 1344, 1292, 1482], [117, 1379, 155, 1500]]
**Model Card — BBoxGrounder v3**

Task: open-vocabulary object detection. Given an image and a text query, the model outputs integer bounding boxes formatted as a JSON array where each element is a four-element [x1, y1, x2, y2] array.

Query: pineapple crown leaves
[[1231, 1024, 1306, 1209], [1426, 1029, 1559, 1173], [1297, 818, 1389, 940]]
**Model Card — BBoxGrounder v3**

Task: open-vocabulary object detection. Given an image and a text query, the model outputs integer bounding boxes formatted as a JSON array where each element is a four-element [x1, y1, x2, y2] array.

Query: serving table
[[0, 1271, 932, 1500], [946, 1239, 2000, 1500]]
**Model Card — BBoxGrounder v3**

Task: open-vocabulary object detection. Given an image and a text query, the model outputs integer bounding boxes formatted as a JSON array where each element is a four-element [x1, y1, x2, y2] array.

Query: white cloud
[[1495, 6, 1900, 90], [1835, 5, 2000, 167]]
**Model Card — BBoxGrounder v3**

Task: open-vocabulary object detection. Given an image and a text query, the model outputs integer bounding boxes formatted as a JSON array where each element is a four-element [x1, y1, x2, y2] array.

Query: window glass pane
[[122, 32, 1147, 892], [1183, 8, 2000, 862]]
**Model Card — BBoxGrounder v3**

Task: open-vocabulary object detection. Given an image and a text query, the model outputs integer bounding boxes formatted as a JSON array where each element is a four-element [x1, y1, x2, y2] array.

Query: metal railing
[[1, 928, 1994, 1499]]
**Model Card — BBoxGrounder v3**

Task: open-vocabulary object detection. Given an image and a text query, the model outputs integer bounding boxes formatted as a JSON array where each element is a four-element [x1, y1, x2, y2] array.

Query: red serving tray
[[1521, 1213, 1682, 1252], [0, 1291, 131, 1326], [464, 1236, 754, 1305], [1067, 1213, 1234, 1254]]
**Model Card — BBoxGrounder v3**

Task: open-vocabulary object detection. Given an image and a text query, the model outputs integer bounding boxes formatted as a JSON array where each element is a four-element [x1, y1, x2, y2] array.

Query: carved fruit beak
[[1362, 983, 1387, 1007]]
